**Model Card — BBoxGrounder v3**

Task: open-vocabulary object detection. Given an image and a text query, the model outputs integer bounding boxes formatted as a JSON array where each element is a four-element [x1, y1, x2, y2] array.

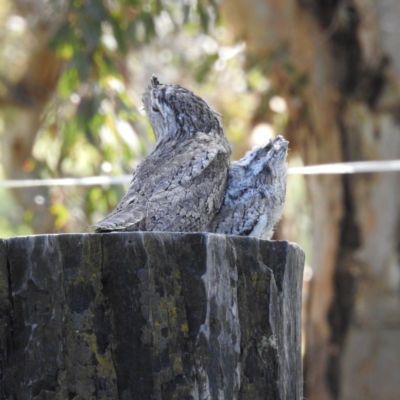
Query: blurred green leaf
[[79, 14, 102, 51], [50, 202, 70, 229], [72, 50, 91, 81], [109, 16, 126, 53], [49, 21, 75, 51], [57, 67, 80, 98], [197, 3, 209, 33], [121, 0, 140, 5], [81, 0, 107, 19], [194, 53, 218, 82], [141, 12, 156, 41]]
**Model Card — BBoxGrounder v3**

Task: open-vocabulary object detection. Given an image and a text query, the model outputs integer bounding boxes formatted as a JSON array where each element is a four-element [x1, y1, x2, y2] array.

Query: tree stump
[[0, 233, 304, 399]]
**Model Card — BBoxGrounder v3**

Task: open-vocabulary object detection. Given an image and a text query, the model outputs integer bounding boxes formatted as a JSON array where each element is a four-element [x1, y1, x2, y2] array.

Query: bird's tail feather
[[90, 208, 145, 232]]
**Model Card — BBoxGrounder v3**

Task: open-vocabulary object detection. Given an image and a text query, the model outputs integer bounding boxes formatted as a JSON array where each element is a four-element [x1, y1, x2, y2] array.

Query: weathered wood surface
[[0, 233, 304, 400]]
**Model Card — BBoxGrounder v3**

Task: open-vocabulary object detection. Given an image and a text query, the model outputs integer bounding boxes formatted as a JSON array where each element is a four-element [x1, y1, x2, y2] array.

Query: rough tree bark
[[0, 233, 304, 399], [221, 1, 400, 399]]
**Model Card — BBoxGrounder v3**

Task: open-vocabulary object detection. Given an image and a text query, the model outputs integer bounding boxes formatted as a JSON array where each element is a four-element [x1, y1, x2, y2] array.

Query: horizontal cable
[[0, 175, 132, 188], [0, 160, 399, 188], [288, 159, 400, 175]]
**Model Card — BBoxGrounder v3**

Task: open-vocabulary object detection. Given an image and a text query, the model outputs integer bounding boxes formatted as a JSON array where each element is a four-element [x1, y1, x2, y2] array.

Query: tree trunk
[[221, 1, 400, 399], [0, 233, 304, 399]]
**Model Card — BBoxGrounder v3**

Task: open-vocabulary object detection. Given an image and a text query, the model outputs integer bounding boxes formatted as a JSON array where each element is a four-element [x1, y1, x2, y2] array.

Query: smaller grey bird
[[208, 136, 288, 239]]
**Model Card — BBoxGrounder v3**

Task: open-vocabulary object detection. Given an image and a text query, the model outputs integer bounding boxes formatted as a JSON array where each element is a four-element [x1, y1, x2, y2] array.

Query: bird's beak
[[151, 74, 160, 88]]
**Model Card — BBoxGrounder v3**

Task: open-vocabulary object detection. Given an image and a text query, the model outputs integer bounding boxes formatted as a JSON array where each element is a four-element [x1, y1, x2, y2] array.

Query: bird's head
[[236, 136, 289, 178], [142, 75, 224, 144]]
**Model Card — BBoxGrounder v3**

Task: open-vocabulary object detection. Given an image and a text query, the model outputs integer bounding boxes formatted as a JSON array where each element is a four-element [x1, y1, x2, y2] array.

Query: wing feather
[[93, 131, 230, 232]]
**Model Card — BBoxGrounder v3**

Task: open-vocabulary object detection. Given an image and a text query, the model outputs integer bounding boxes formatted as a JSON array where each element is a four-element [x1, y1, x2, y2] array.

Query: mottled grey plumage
[[93, 76, 231, 232], [208, 136, 288, 239]]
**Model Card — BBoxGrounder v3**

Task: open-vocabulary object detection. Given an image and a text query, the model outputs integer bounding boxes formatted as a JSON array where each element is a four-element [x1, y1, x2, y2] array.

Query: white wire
[[0, 175, 132, 188], [288, 160, 400, 175], [0, 160, 399, 188]]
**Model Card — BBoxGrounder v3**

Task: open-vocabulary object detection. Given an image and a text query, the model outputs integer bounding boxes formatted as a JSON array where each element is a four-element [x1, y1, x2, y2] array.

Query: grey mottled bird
[[93, 76, 231, 232], [208, 136, 288, 239]]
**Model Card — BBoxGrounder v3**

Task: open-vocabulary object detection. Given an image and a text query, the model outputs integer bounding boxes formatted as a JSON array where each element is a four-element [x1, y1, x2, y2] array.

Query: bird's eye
[[152, 104, 160, 112]]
